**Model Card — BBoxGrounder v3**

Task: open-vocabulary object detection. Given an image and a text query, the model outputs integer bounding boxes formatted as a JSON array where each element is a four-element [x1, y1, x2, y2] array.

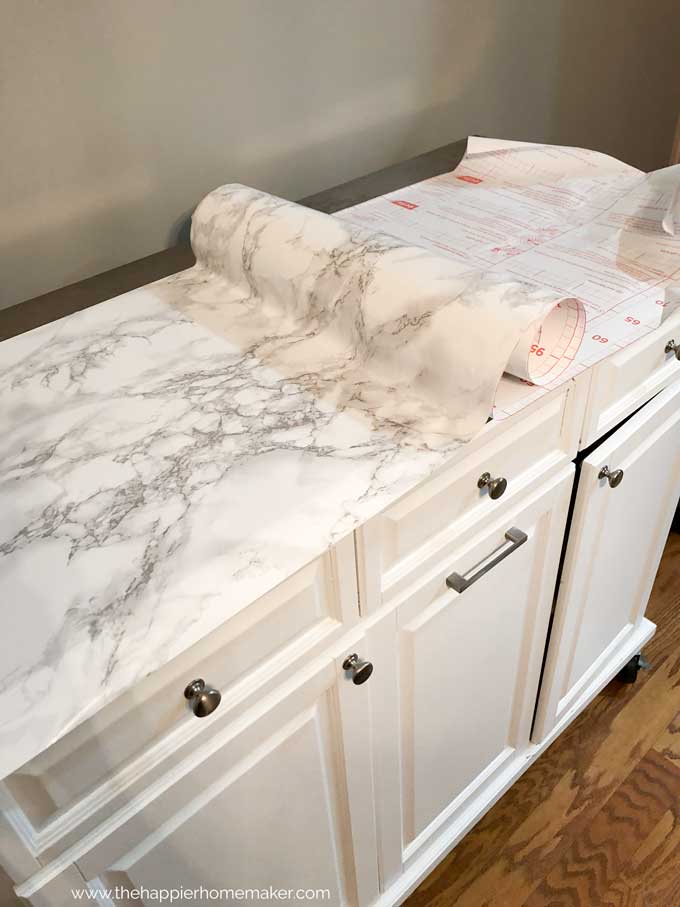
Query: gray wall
[[1, 0, 679, 309]]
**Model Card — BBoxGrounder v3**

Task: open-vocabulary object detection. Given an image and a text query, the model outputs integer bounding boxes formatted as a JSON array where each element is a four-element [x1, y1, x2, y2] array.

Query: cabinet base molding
[[374, 617, 656, 907]]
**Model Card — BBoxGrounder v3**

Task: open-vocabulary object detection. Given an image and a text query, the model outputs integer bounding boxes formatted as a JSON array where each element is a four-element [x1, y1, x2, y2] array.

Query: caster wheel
[[616, 653, 650, 684]]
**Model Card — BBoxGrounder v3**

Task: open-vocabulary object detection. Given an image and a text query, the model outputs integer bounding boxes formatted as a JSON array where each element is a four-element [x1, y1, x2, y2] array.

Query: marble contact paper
[[0, 185, 560, 778], [185, 183, 563, 433], [2, 140, 679, 779]]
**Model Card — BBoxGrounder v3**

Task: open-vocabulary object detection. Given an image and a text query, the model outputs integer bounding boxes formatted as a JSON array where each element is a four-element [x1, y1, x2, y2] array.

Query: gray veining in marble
[[0, 182, 574, 779]]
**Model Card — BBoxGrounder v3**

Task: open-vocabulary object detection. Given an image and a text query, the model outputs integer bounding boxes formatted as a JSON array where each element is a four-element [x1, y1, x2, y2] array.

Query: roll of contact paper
[[337, 136, 680, 419], [505, 298, 586, 384], [181, 184, 566, 442]]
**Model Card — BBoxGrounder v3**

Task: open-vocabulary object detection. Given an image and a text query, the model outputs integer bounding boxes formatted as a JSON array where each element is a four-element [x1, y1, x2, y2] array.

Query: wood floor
[[405, 531, 680, 907]]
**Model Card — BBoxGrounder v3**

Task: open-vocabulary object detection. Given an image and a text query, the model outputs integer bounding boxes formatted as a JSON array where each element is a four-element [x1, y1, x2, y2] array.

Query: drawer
[[356, 382, 574, 609], [14, 650, 377, 906], [0, 538, 358, 857], [580, 307, 680, 448]]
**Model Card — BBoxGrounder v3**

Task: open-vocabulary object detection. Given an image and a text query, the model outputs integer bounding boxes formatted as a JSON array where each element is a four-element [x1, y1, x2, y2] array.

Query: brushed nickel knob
[[342, 653, 373, 685], [477, 471, 508, 500], [665, 339, 680, 360], [598, 465, 624, 488], [184, 679, 221, 717]]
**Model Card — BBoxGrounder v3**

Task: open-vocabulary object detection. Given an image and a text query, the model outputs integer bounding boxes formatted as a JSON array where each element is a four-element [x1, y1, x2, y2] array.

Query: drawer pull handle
[[184, 679, 222, 717], [598, 465, 624, 488], [343, 653, 374, 685], [446, 527, 528, 594], [477, 471, 508, 500], [665, 339, 680, 360]]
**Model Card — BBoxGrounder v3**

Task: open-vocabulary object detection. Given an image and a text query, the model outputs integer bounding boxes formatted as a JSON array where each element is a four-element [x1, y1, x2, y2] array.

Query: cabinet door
[[534, 380, 680, 740], [367, 468, 573, 882], [37, 656, 378, 907]]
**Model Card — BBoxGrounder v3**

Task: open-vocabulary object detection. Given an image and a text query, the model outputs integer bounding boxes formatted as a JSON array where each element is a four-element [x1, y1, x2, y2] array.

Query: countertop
[[0, 140, 474, 779]]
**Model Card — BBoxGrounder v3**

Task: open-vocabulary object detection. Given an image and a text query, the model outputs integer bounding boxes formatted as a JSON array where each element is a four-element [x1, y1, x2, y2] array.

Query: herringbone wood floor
[[404, 532, 680, 907]]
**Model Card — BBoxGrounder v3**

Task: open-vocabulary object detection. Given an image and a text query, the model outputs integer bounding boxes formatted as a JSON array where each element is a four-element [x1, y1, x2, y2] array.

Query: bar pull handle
[[445, 527, 528, 594]]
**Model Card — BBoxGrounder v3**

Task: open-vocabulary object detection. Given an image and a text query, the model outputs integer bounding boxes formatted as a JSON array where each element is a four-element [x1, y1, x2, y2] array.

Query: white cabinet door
[[31, 655, 379, 907], [534, 380, 680, 740], [367, 468, 573, 885]]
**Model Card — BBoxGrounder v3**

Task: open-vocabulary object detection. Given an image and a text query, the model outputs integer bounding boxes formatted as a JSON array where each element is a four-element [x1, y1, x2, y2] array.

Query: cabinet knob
[[342, 653, 373, 685], [184, 679, 222, 717], [477, 471, 508, 500], [665, 339, 680, 360], [598, 465, 624, 488]]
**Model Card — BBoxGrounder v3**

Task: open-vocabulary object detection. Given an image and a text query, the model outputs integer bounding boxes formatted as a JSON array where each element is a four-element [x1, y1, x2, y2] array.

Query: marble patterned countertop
[[0, 140, 560, 780], [0, 280, 453, 777]]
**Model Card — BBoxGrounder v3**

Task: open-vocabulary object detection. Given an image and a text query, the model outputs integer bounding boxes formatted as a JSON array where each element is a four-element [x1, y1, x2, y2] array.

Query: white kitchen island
[[1, 141, 680, 906]]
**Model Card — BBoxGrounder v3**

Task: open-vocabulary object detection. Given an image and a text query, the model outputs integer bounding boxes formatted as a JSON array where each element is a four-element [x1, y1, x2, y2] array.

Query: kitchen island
[[1, 139, 680, 906]]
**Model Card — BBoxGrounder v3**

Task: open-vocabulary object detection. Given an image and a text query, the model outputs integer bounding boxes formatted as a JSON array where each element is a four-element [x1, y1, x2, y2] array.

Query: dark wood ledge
[[0, 138, 466, 342]]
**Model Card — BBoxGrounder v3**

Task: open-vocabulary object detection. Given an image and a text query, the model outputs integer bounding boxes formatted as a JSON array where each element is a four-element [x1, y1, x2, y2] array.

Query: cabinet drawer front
[[2, 540, 359, 856], [581, 308, 680, 448], [370, 468, 573, 870], [358, 386, 572, 607], [535, 380, 680, 740], [15, 652, 379, 906]]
